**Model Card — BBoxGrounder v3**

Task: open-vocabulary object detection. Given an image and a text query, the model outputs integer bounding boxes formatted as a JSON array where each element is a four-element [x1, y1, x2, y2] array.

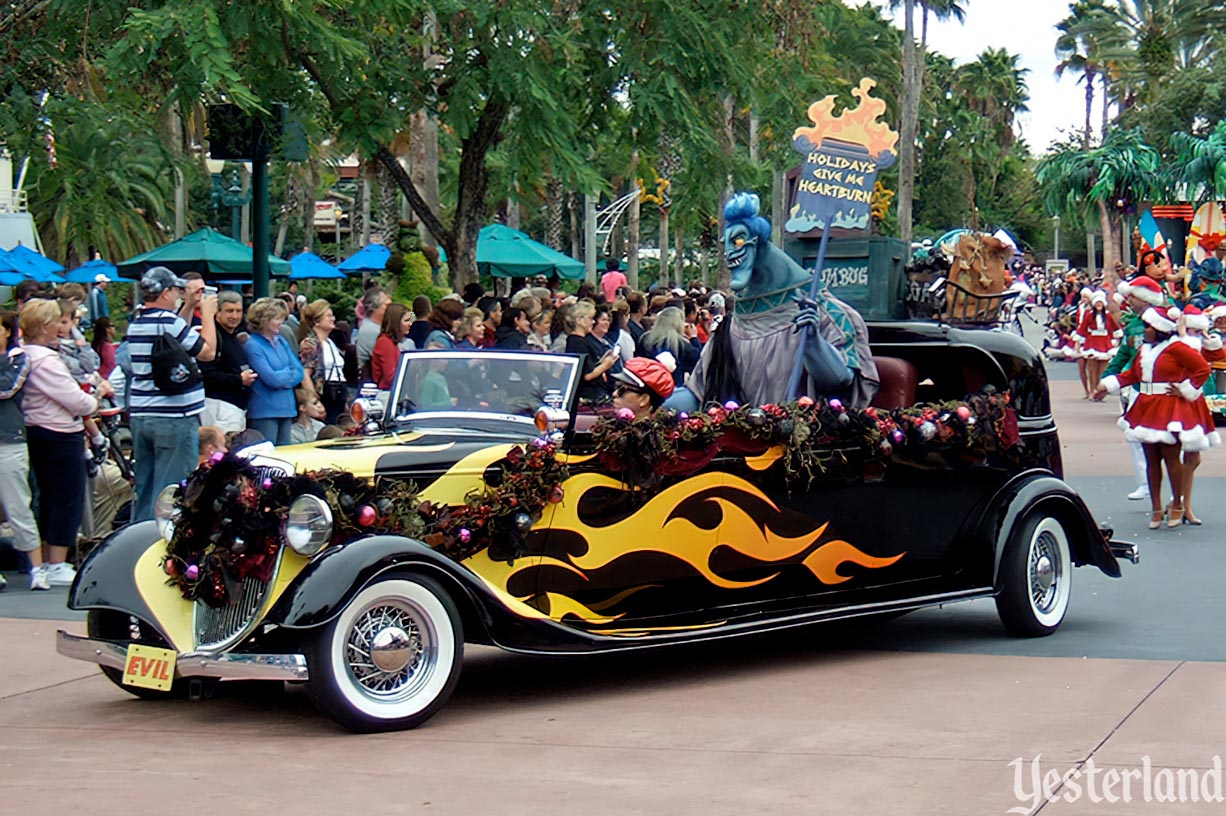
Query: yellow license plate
[[122, 644, 177, 691]]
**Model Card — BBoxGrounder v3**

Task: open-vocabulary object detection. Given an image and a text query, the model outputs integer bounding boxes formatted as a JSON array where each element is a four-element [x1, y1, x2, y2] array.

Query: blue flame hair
[[724, 192, 772, 245]]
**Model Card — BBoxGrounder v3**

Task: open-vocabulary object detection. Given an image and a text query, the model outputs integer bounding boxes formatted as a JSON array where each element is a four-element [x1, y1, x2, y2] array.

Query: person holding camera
[[566, 300, 617, 405], [126, 267, 217, 522], [201, 290, 257, 433]]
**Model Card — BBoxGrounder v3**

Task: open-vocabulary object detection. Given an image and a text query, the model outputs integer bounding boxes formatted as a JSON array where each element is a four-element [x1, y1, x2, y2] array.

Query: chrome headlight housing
[[283, 494, 334, 556], [154, 484, 179, 541]]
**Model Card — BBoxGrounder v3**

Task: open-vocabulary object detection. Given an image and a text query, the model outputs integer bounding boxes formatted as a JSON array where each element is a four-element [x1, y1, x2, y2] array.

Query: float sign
[[786, 79, 899, 235]]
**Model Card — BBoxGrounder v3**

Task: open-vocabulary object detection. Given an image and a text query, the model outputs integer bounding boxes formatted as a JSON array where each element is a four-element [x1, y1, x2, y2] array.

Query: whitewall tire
[[995, 514, 1072, 637], [305, 574, 463, 732]]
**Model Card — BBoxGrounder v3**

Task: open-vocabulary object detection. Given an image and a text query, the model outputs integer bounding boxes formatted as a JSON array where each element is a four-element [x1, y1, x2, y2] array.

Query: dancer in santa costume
[[1097, 305, 1221, 529], [1072, 290, 1120, 398], [1104, 275, 1170, 500]]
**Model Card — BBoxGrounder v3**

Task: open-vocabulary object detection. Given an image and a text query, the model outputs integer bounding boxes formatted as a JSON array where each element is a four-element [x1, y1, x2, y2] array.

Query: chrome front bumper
[[57, 630, 309, 682]]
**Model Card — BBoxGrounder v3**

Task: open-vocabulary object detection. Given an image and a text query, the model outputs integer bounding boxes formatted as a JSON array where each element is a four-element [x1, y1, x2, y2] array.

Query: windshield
[[388, 349, 581, 422]]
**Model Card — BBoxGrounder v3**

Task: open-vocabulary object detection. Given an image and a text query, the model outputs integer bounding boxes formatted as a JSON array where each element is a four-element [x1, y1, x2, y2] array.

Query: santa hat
[[1117, 276, 1166, 306], [1141, 306, 1179, 333], [1090, 290, 1107, 306], [1080, 287, 1093, 299], [1206, 303, 1226, 321], [1183, 304, 1210, 331]]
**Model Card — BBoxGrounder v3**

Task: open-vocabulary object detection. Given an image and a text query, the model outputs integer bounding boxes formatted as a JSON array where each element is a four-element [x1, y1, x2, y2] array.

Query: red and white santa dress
[[1101, 307, 1222, 452], [1072, 291, 1121, 360]]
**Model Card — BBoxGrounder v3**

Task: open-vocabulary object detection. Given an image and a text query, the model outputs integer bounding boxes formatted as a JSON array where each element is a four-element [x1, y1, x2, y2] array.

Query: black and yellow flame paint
[[460, 465, 904, 634]]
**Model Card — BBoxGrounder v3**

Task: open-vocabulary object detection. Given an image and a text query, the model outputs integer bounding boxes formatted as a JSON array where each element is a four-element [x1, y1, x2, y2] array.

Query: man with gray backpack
[[126, 267, 217, 521]]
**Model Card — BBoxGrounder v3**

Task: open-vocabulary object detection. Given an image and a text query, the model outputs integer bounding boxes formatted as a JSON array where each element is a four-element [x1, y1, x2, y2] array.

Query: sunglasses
[[614, 385, 645, 398]]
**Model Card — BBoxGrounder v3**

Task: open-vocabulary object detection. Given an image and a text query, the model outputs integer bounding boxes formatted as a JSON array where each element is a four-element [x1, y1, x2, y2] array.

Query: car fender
[[68, 521, 167, 631], [267, 535, 500, 639], [982, 470, 1121, 580]]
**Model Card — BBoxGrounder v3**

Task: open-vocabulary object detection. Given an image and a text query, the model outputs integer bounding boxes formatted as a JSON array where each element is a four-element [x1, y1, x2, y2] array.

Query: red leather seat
[[870, 356, 918, 410]]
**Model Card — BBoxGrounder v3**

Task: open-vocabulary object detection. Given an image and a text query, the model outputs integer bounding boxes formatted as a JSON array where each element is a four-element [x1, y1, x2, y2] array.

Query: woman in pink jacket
[[20, 299, 113, 588]]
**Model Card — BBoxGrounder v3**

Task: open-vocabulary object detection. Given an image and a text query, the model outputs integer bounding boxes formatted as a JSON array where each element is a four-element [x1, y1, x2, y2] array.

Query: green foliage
[[1036, 128, 1160, 218], [390, 251, 450, 307]]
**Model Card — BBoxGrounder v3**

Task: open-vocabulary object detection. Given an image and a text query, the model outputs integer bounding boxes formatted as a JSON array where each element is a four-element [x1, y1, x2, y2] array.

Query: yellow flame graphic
[[804, 540, 904, 584], [793, 78, 899, 161]]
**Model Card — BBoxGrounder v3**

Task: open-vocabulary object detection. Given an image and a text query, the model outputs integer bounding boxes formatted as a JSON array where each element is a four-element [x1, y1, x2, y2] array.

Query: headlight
[[154, 485, 179, 541], [284, 494, 334, 556]]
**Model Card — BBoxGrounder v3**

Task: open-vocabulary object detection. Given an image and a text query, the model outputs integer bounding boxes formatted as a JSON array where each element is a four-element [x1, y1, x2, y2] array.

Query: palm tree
[[955, 48, 1030, 146], [1054, 0, 1115, 146], [29, 114, 173, 265], [1167, 120, 1226, 204], [1036, 128, 1159, 286], [1099, 0, 1217, 112]]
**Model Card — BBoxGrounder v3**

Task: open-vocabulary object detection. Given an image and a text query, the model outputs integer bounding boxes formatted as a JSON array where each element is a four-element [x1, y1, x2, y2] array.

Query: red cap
[[613, 358, 676, 403]]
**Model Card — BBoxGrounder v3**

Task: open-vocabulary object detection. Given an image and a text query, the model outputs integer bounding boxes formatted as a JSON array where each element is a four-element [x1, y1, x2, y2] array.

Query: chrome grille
[[250, 464, 290, 484], [194, 575, 271, 652]]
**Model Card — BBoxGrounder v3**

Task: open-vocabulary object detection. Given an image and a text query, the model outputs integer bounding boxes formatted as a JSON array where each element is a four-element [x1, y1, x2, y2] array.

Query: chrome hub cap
[[1029, 532, 1062, 613], [370, 626, 414, 673], [345, 602, 434, 701]]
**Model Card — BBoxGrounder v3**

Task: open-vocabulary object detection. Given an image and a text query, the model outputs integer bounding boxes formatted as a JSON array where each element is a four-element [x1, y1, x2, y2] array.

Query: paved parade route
[[3, 356, 1226, 815]]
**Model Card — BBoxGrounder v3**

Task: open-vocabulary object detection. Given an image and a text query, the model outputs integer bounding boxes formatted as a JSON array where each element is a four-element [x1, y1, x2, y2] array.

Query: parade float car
[[58, 342, 1136, 733]]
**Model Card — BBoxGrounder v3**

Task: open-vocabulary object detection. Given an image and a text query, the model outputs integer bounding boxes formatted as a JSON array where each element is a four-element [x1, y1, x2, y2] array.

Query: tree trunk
[[1096, 198, 1117, 288], [627, 170, 641, 291], [674, 224, 685, 284], [546, 177, 565, 249], [1084, 70, 1095, 147], [1101, 73, 1109, 137], [379, 165, 400, 250], [568, 192, 580, 260], [304, 163, 318, 253], [898, 0, 918, 245], [1086, 231, 1097, 279], [659, 207, 670, 287]]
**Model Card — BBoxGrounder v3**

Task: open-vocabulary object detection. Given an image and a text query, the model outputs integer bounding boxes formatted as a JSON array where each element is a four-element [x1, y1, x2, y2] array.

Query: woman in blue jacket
[[243, 298, 304, 446]]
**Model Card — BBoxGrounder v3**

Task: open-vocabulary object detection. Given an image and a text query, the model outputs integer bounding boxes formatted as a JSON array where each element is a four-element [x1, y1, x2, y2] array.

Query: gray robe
[[685, 299, 878, 409]]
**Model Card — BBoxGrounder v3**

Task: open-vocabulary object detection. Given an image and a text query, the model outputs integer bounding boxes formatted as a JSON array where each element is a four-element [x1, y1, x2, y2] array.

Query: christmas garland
[[163, 440, 569, 607], [591, 388, 1018, 490]]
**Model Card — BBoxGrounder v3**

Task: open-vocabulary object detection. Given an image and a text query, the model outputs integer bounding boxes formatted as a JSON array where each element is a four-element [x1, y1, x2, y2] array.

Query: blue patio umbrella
[[0, 244, 65, 283], [336, 243, 391, 275], [0, 253, 26, 286], [290, 251, 346, 280], [65, 258, 120, 283]]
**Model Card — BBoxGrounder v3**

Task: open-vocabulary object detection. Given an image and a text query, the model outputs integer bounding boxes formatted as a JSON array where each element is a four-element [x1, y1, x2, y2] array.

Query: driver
[[612, 358, 675, 420]]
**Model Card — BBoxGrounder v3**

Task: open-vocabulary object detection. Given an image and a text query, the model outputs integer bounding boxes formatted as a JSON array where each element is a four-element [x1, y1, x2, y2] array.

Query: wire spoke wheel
[[344, 601, 434, 702]]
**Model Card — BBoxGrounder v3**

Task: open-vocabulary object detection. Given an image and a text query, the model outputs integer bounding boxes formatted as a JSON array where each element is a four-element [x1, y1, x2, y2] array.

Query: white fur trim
[[1186, 315, 1211, 331], [1129, 283, 1167, 306], [1070, 331, 1085, 344], [1205, 334, 1223, 352], [654, 350, 678, 372], [1101, 375, 1122, 395], [1181, 335, 1203, 352], [1082, 348, 1117, 360], [1175, 379, 1201, 401], [1112, 292, 1125, 305], [1138, 338, 1174, 381], [1142, 310, 1176, 332]]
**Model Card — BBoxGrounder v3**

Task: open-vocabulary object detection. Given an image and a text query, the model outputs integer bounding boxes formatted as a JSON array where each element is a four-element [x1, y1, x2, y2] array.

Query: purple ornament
[[262, 479, 273, 489], [828, 398, 844, 413], [184, 564, 199, 581], [678, 412, 689, 421], [209, 450, 225, 463], [531, 436, 549, 448], [458, 528, 472, 544], [357, 505, 377, 526], [724, 400, 740, 411], [615, 407, 636, 421], [890, 429, 905, 444]]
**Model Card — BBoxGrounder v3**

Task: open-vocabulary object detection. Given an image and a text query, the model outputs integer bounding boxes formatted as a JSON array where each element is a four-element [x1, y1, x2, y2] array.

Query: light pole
[[208, 160, 252, 241], [1052, 215, 1061, 261]]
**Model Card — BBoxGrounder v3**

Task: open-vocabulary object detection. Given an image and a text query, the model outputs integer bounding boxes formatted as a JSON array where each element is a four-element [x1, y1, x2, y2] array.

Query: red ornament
[[548, 486, 565, 504], [357, 505, 377, 526], [164, 559, 179, 577], [797, 396, 815, 408], [956, 406, 972, 421]]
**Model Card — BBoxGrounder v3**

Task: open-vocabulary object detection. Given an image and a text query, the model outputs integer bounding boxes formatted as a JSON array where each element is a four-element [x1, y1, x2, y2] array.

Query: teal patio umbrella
[[116, 228, 290, 281], [476, 224, 585, 280]]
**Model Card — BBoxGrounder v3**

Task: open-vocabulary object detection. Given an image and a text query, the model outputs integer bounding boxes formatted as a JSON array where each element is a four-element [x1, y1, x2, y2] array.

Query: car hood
[[261, 427, 534, 480]]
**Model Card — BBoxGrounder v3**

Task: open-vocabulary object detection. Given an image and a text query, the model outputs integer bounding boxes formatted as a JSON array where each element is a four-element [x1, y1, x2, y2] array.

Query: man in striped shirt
[[128, 267, 217, 521]]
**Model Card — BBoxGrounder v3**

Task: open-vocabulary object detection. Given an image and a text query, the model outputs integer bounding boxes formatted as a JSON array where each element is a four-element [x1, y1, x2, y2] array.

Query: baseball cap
[[612, 357, 676, 405], [139, 266, 189, 298], [707, 292, 726, 310], [94, 273, 110, 284]]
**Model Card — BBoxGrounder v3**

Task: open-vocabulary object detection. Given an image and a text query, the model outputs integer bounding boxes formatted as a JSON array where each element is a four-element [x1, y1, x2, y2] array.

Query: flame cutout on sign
[[793, 78, 899, 164]]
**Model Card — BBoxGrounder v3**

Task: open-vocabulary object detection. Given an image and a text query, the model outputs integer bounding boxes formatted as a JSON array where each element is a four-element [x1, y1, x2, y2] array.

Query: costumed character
[[1097, 306, 1221, 529], [1102, 275, 1168, 500], [665, 193, 878, 411], [1189, 240, 1226, 307]]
